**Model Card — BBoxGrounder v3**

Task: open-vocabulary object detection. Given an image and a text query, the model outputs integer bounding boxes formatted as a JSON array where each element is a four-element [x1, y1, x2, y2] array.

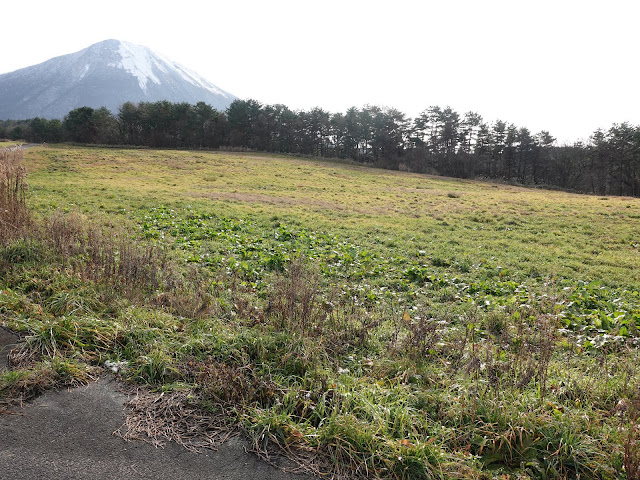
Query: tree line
[[2, 100, 640, 197]]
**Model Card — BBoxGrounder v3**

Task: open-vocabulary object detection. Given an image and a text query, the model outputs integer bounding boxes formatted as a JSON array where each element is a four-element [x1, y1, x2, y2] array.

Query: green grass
[[23, 146, 640, 288], [2, 144, 640, 478]]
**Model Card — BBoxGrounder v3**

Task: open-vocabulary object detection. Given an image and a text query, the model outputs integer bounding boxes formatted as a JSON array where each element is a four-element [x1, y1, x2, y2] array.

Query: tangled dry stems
[[0, 148, 30, 243], [113, 387, 235, 453], [112, 374, 342, 478]]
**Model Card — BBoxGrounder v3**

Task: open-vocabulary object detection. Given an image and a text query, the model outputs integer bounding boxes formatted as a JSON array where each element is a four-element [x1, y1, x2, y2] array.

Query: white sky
[[2, 0, 639, 144]]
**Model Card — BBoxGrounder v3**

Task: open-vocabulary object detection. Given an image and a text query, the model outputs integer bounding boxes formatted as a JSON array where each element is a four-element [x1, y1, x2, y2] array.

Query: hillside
[[2, 145, 640, 478], [22, 146, 640, 289], [0, 40, 236, 119]]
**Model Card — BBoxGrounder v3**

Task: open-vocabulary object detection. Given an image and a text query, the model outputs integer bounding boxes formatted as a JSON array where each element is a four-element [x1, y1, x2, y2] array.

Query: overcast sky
[[3, 0, 639, 144]]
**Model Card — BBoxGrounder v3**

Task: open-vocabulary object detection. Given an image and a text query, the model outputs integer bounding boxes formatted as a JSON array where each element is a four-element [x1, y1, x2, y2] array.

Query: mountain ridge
[[0, 39, 237, 120]]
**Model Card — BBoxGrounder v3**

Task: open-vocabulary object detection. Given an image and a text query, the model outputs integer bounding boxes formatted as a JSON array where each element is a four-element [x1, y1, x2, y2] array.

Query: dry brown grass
[[0, 147, 30, 243], [43, 210, 175, 300], [114, 387, 234, 452]]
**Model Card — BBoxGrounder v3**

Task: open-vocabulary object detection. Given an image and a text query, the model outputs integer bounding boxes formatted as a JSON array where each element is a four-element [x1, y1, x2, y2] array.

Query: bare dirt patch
[[192, 191, 376, 215]]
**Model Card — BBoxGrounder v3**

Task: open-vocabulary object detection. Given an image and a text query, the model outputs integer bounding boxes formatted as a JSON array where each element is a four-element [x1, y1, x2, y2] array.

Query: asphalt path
[[0, 376, 312, 480]]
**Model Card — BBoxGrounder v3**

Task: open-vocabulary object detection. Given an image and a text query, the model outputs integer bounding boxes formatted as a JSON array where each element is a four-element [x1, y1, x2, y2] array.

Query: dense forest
[[2, 100, 640, 197]]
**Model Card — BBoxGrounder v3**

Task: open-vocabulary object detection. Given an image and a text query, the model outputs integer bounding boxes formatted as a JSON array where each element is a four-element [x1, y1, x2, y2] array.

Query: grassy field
[[2, 145, 640, 478]]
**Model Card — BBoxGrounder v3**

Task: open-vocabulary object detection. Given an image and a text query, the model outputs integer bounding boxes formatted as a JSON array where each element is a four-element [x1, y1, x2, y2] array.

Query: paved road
[[0, 377, 312, 480]]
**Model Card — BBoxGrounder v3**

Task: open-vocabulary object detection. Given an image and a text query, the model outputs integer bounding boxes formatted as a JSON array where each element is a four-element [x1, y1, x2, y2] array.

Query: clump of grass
[[44, 210, 85, 261], [50, 356, 97, 385], [193, 360, 279, 408], [398, 310, 443, 360], [0, 365, 56, 409], [265, 258, 323, 330], [16, 315, 119, 362], [0, 238, 43, 265], [131, 348, 180, 384], [0, 358, 94, 410]]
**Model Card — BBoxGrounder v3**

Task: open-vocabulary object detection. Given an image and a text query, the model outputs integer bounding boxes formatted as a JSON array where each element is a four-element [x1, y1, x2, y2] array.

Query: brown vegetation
[[0, 147, 30, 243]]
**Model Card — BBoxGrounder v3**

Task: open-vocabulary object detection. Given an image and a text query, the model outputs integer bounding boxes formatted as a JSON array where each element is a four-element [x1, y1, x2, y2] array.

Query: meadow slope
[[2, 145, 640, 479]]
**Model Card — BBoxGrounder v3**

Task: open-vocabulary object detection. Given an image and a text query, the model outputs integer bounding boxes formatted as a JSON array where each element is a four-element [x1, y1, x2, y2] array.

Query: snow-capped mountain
[[0, 39, 237, 120]]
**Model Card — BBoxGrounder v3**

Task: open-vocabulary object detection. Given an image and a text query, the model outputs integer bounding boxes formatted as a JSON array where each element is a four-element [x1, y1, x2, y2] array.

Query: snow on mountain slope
[[114, 41, 162, 91], [0, 39, 237, 120]]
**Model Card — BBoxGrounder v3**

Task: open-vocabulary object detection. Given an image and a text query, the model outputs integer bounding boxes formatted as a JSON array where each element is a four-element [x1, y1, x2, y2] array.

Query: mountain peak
[[109, 40, 163, 92], [0, 39, 236, 120]]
